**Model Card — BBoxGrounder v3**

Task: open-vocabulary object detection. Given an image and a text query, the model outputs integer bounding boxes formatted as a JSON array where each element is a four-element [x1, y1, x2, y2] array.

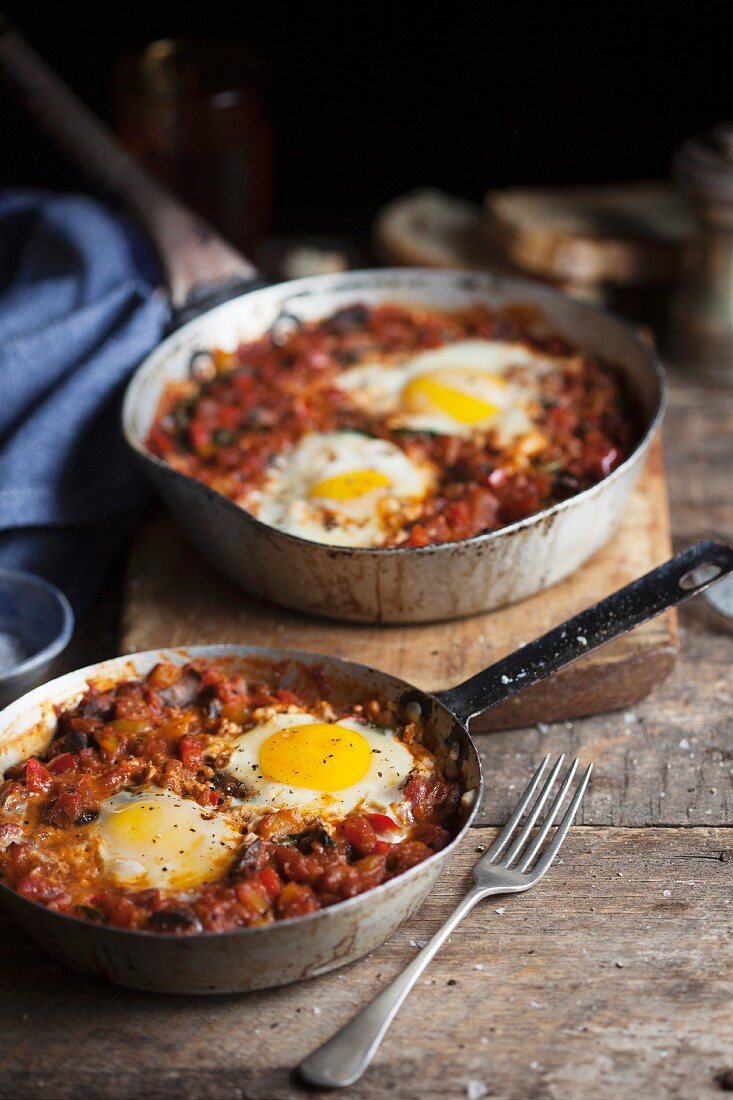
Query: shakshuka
[[146, 302, 638, 548], [0, 660, 465, 933]]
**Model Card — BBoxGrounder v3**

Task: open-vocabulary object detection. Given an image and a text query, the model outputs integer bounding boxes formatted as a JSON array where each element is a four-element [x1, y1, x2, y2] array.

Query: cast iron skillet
[[0, 25, 665, 623], [0, 540, 730, 994]]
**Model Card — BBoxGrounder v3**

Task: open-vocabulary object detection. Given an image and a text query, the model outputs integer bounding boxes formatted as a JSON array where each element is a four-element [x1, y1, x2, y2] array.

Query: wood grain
[[1, 825, 731, 1100], [2, 369, 732, 1100], [121, 439, 677, 734]]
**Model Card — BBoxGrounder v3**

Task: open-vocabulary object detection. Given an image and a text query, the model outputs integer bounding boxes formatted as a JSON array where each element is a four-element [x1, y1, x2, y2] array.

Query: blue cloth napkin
[[0, 192, 169, 614]]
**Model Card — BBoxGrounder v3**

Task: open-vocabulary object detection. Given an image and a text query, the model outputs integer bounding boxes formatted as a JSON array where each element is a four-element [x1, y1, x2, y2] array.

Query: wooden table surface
[[2, 364, 733, 1100]]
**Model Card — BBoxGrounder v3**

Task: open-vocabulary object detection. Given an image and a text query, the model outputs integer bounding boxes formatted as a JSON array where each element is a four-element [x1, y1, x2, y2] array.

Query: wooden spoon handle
[[0, 20, 259, 314]]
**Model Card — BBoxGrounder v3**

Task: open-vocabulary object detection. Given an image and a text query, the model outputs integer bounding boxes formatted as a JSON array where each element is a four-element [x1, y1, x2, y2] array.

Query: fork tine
[[530, 763, 593, 881], [502, 754, 565, 868], [515, 758, 578, 872], [482, 754, 551, 862]]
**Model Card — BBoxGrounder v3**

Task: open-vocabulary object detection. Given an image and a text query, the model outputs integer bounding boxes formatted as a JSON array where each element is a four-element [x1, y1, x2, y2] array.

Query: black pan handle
[[435, 539, 733, 727], [0, 20, 261, 324]]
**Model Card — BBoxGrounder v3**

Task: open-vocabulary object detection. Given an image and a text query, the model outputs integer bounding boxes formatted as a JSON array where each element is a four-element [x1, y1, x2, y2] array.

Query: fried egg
[[253, 430, 435, 547], [92, 785, 241, 891], [223, 712, 417, 818], [337, 339, 555, 439]]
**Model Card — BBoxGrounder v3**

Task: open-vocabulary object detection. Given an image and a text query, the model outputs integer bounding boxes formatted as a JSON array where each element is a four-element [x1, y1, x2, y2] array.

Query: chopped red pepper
[[179, 736, 204, 769], [366, 813, 399, 835], [25, 758, 53, 794]]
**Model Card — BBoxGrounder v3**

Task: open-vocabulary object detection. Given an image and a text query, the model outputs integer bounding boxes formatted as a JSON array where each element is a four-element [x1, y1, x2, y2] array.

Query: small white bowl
[[0, 569, 74, 707]]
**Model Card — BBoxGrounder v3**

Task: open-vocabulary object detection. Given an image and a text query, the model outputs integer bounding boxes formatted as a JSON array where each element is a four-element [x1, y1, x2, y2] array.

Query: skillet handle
[[436, 539, 733, 727], [0, 21, 261, 321]]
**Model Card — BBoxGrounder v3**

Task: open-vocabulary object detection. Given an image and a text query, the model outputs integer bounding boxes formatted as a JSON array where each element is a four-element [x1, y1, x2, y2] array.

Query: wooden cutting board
[[121, 437, 676, 732]]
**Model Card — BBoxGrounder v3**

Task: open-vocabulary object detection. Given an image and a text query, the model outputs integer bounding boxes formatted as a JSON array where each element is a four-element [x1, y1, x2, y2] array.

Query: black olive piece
[[333, 349, 361, 366], [554, 472, 582, 498], [77, 904, 104, 922], [205, 696, 223, 720], [211, 772, 250, 800], [79, 692, 116, 721], [213, 428, 236, 447], [316, 828, 335, 849], [325, 304, 370, 334], [281, 823, 333, 853], [48, 726, 89, 755], [172, 400, 193, 432], [158, 668, 203, 709], [227, 837, 274, 881], [147, 909, 202, 933], [74, 808, 100, 826]]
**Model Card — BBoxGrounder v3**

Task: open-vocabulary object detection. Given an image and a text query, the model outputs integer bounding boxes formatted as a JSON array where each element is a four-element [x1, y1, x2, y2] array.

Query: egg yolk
[[402, 370, 506, 424], [309, 469, 391, 501], [259, 722, 373, 791], [98, 794, 236, 890]]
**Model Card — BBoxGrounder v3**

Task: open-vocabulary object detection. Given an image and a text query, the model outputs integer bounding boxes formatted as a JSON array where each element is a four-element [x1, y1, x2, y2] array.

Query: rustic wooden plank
[[463, 371, 733, 829], [472, 595, 733, 829], [120, 438, 676, 734], [663, 363, 733, 545], [1, 825, 731, 1100]]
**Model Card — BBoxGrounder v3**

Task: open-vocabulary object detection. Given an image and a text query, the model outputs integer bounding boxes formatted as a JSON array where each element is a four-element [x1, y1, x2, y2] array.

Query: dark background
[[2, 6, 730, 235]]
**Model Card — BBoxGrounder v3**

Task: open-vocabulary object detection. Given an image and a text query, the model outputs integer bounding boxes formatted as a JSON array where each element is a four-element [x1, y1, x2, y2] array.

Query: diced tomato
[[189, 420, 213, 455], [341, 815, 388, 856], [466, 486, 499, 532], [179, 736, 204, 768], [104, 894, 146, 930], [582, 435, 620, 479], [25, 758, 53, 794], [274, 848, 323, 885], [47, 753, 77, 775], [146, 423, 174, 456], [339, 853, 389, 899], [277, 882, 319, 919], [234, 880, 271, 916], [275, 689, 300, 705], [443, 500, 470, 530], [254, 865, 282, 901], [54, 790, 84, 823], [16, 871, 63, 903], [406, 524, 430, 548], [498, 473, 546, 524], [404, 775, 457, 823], [387, 841, 432, 874], [5, 841, 35, 880], [412, 823, 452, 851]]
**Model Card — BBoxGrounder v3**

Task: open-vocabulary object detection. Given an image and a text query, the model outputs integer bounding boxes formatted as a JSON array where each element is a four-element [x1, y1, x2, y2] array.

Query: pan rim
[[0, 643, 483, 943], [122, 266, 666, 560]]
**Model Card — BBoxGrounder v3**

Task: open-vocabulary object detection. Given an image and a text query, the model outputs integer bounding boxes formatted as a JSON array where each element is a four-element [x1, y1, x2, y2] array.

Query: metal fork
[[299, 754, 592, 1089]]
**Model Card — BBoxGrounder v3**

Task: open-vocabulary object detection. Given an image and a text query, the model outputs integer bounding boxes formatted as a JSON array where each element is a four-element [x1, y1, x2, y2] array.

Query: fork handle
[[299, 885, 489, 1089]]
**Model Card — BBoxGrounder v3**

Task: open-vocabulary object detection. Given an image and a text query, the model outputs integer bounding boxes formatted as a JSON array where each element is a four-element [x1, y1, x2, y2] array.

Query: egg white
[[223, 712, 417, 819], [252, 430, 434, 547], [92, 785, 241, 891], [336, 338, 554, 438]]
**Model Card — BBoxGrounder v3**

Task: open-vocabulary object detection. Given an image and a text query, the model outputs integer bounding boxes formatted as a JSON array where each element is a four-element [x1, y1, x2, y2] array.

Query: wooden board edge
[[473, 632, 679, 732]]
